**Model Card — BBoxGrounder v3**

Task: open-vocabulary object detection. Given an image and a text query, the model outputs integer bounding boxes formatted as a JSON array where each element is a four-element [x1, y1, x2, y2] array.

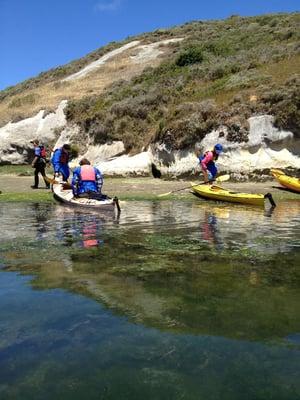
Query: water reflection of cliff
[[2, 199, 300, 343]]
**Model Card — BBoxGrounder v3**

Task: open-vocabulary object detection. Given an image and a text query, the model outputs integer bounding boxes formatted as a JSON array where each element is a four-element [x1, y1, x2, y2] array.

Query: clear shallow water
[[0, 200, 300, 399]]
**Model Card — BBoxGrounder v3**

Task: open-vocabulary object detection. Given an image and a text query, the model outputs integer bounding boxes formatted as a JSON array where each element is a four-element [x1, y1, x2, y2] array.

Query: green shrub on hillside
[[176, 46, 204, 66], [225, 70, 272, 90], [262, 75, 300, 136], [203, 40, 233, 57]]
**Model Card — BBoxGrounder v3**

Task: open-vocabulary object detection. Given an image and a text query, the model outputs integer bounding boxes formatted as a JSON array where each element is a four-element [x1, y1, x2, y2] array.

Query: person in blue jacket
[[72, 158, 103, 199], [51, 144, 71, 181]]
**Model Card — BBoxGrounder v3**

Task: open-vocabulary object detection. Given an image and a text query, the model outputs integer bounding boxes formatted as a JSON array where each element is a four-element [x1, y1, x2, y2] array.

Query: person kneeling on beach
[[196, 143, 223, 183], [72, 158, 104, 200]]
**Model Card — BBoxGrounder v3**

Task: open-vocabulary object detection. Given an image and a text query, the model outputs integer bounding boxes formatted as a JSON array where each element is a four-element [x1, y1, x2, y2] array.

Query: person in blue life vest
[[72, 158, 104, 199], [196, 143, 223, 183], [30, 139, 50, 189], [51, 144, 71, 181]]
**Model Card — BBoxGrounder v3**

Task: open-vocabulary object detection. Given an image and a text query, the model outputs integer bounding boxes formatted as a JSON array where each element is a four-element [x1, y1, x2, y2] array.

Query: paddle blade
[[44, 176, 58, 184], [216, 174, 230, 183], [44, 175, 70, 186], [157, 191, 172, 197]]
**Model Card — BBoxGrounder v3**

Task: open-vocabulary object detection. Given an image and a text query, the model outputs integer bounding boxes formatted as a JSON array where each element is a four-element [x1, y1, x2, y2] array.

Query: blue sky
[[0, 0, 299, 90]]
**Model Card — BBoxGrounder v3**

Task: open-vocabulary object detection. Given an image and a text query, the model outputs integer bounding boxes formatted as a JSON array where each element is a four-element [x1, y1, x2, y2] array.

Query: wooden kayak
[[271, 169, 300, 193], [53, 183, 120, 211], [191, 183, 275, 207]]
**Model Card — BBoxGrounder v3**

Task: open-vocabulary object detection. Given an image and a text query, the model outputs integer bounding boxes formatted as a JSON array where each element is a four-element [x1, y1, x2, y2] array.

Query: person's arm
[[51, 149, 61, 174], [202, 169, 209, 183], [32, 147, 41, 167], [95, 168, 103, 192], [71, 168, 80, 195], [31, 156, 38, 167]]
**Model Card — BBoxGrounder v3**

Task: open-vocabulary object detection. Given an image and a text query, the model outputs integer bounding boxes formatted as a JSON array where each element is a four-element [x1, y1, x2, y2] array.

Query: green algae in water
[[2, 204, 300, 342], [0, 192, 55, 203], [0, 201, 300, 399]]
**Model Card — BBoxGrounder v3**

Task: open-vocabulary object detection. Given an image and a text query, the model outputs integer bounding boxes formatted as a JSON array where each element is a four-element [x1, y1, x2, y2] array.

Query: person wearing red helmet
[[197, 143, 223, 183]]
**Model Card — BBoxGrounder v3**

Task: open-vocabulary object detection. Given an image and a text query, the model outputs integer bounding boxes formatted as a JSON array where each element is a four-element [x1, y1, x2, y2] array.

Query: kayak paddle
[[44, 176, 72, 189], [44, 176, 59, 184], [158, 174, 230, 197]]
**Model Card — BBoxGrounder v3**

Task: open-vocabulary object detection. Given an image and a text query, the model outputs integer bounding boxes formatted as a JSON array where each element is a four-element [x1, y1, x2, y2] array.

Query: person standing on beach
[[30, 139, 50, 189]]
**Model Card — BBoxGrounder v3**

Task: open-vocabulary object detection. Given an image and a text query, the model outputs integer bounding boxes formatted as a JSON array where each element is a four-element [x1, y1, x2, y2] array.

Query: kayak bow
[[271, 169, 300, 193]]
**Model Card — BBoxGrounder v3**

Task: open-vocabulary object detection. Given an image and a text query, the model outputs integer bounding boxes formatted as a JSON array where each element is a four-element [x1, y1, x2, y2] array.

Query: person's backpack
[[39, 145, 47, 159]]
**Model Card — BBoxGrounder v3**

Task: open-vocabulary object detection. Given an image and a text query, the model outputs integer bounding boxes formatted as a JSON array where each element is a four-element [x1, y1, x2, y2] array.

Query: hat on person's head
[[62, 143, 71, 151], [79, 158, 91, 166], [30, 139, 39, 145], [214, 143, 223, 154]]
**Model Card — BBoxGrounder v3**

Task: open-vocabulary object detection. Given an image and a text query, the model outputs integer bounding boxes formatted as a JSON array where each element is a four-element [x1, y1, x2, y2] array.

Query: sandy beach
[[0, 174, 299, 201]]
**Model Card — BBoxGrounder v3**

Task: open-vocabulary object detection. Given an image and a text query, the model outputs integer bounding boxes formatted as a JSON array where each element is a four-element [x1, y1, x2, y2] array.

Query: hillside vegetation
[[1, 12, 300, 152]]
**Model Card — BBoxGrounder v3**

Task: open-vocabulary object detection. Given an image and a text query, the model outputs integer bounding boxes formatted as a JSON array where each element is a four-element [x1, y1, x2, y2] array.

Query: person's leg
[[207, 163, 217, 181], [88, 192, 107, 200], [77, 193, 89, 198], [40, 166, 50, 188], [32, 167, 39, 188], [60, 165, 70, 182]]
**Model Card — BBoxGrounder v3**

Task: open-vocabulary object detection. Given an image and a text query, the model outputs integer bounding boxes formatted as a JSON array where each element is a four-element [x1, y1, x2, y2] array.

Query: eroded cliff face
[[0, 101, 67, 164], [193, 115, 300, 178], [91, 114, 300, 178], [0, 101, 299, 177]]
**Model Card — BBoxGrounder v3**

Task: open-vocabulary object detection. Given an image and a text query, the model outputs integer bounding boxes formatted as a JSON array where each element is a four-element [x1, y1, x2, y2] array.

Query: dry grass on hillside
[[0, 43, 169, 126]]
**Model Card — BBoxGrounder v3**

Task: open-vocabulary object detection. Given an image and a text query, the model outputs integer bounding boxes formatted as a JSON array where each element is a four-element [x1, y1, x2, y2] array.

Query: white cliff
[[89, 115, 300, 177], [199, 115, 300, 176], [1, 108, 299, 177], [0, 101, 67, 164]]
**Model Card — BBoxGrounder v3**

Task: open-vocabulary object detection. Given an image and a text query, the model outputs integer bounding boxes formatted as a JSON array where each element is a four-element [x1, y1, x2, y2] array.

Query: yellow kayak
[[191, 183, 275, 207], [271, 169, 300, 193]]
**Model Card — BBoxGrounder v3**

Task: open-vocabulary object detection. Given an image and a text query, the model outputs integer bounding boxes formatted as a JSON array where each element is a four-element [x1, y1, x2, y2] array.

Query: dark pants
[[77, 192, 107, 200], [34, 164, 49, 188]]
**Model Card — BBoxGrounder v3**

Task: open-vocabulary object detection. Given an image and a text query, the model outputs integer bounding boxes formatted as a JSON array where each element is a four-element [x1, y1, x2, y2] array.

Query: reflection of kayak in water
[[271, 169, 300, 193], [53, 182, 120, 212], [191, 183, 276, 207]]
